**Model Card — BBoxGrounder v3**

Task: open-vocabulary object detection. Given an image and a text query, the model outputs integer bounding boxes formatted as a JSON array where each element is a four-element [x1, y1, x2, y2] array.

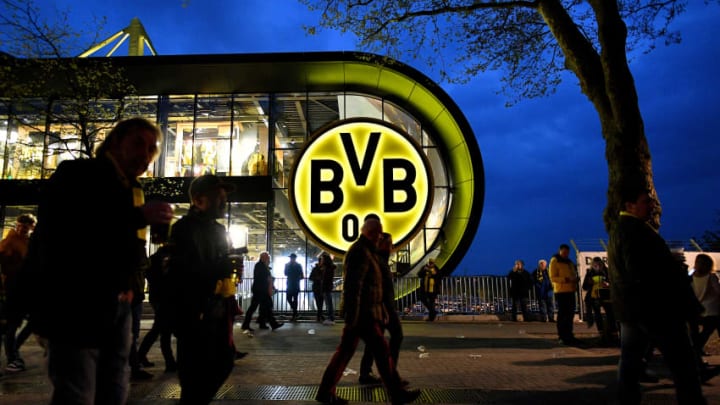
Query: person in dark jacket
[[309, 253, 337, 323], [284, 253, 304, 321], [27, 117, 173, 404], [241, 252, 284, 331], [166, 174, 238, 405], [507, 260, 533, 322], [608, 186, 706, 405]]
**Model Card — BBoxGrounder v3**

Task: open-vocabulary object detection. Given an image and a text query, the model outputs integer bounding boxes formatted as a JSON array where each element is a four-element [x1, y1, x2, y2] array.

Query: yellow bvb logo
[[289, 118, 433, 256]]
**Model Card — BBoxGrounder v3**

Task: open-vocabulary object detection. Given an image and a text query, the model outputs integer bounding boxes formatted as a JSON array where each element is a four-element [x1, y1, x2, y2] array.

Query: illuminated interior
[[0, 52, 483, 277]]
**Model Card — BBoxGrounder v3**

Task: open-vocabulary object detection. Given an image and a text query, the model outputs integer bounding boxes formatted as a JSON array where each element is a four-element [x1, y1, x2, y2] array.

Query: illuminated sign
[[289, 118, 433, 256]]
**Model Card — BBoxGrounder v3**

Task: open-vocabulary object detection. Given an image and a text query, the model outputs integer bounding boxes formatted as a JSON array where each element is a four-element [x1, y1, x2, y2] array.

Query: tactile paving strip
[[145, 383, 485, 403]]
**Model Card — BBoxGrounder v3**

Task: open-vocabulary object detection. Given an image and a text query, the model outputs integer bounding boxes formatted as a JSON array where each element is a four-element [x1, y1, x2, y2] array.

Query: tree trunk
[[539, 0, 659, 233]]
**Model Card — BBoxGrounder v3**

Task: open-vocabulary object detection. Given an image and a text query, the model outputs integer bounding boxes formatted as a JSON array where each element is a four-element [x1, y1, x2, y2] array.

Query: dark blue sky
[[30, 0, 720, 275]]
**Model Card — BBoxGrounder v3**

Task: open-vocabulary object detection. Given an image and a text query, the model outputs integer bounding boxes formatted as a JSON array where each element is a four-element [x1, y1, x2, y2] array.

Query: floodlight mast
[[78, 17, 157, 57]]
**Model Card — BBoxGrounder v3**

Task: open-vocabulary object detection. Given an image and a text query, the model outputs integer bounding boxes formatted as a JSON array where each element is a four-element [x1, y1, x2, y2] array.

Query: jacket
[[608, 213, 701, 323], [507, 269, 532, 298], [30, 156, 149, 346], [418, 264, 441, 294], [166, 206, 232, 332], [342, 235, 386, 328], [549, 254, 577, 294], [532, 267, 553, 298]]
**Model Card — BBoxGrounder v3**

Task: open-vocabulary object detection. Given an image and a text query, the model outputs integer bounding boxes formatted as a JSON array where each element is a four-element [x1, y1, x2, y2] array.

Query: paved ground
[[2, 316, 720, 404]]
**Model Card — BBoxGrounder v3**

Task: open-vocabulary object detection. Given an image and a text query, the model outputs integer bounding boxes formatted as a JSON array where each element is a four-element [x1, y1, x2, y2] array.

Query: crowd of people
[[1, 117, 718, 405]]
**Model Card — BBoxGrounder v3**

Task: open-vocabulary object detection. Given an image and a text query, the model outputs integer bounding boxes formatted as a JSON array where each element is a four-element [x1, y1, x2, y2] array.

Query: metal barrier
[[235, 276, 573, 318]]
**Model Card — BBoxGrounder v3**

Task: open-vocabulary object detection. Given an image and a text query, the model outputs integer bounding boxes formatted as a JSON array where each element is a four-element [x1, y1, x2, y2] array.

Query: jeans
[[324, 292, 335, 321], [510, 296, 530, 321], [48, 301, 132, 405], [287, 289, 299, 317], [618, 320, 705, 405], [537, 294, 555, 321]]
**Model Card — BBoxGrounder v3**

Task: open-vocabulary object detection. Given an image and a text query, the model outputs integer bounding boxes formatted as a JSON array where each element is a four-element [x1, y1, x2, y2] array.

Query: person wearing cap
[[285, 253, 304, 322], [418, 258, 442, 321], [165, 174, 238, 404], [25, 117, 173, 404]]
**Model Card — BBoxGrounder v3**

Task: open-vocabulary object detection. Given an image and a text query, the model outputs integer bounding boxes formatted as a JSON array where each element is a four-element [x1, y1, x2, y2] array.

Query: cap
[[189, 175, 235, 200], [289, 253, 297, 258]]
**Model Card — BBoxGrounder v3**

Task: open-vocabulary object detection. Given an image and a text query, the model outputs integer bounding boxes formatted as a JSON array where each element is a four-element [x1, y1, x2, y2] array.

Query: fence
[[235, 275, 577, 318]]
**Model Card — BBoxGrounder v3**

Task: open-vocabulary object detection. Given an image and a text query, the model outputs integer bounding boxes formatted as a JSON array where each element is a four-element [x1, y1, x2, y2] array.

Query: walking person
[[418, 258, 442, 321], [136, 245, 177, 373], [549, 244, 581, 346], [26, 117, 174, 405], [359, 232, 406, 386], [0, 213, 36, 373], [532, 259, 555, 322], [165, 174, 239, 405], [285, 253, 304, 322], [241, 252, 284, 331], [608, 186, 706, 405], [507, 259, 532, 322], [316, 217, 419, 405]]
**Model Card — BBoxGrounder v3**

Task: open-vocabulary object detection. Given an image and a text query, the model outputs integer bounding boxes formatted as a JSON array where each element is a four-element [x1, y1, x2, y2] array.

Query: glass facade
[[0, 91, 451, 277]]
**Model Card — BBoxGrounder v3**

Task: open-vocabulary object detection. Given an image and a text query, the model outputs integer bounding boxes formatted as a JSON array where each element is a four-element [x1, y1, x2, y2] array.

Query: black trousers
[[555, 292, 576, 341], [177, 313, 234, 405]]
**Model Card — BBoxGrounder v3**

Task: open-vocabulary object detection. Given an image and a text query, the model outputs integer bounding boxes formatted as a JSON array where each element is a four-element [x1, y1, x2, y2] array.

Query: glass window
[[228, 202, 268, 260], [193, 95, 232, 176], [231, 94, 269, 177], [341, 94, 382, 120], [124, 95, 158, 120], [382, 100, 422, 144], [162, 95, 194, 177], [7, 101, 46, 179]]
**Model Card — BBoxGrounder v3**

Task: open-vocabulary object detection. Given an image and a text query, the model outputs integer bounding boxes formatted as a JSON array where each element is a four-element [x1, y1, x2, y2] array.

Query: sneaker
[[271, 322, 285, 331], [359, 373, 382, 385], [235, 351, 248, 360], [322, 319, 335, 326], [241, 326, 255, 333], [5, 359, 26, 372]]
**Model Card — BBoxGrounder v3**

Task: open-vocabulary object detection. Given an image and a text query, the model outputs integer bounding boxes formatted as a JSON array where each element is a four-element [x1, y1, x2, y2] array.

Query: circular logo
[[289, 118, 433, 256]]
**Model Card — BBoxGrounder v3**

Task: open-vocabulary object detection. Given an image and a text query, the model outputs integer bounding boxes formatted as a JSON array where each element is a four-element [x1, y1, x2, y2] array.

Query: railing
[[235, 276, 577, 318]]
